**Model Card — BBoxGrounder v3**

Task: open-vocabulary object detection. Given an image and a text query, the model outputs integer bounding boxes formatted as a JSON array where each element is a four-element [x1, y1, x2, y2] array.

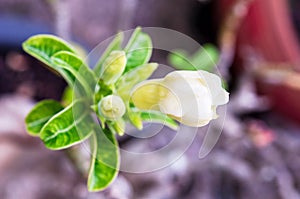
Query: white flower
[[131, 70, 229, 127]]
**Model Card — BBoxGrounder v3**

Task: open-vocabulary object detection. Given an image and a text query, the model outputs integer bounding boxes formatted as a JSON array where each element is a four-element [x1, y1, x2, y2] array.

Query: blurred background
[[1, 0, 300, 198]]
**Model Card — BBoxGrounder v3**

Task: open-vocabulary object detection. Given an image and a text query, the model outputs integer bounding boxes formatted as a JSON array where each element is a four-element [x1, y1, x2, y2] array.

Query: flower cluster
[[95, 49, 229, 135]]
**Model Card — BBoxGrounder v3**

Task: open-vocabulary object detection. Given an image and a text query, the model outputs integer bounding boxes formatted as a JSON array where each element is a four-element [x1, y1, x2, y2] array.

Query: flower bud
[[112, 118, 125, 136], [127, 109, 143, 130], [101, 51, 126, 85], [98, 95, 126, 120]]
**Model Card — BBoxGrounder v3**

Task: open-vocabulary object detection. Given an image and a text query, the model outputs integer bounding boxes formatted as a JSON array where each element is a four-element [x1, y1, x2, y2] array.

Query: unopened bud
[[113, 118, 125, 136], [127, 109, 143, 130], [101, 51, 126, 85], [98, 95, 126, 120]]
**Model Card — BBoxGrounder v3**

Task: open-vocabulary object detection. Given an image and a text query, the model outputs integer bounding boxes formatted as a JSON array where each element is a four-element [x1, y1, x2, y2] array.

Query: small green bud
[[127, 110, 143, 130], [113, 118, 125, 136], [98, 95, 126, 120], [61, 86, 73, 106], [101, 50, 126, 85]]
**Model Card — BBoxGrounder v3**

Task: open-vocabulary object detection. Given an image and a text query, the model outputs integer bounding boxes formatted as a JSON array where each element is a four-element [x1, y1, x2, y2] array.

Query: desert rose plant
[[22, 27, 229, 191]]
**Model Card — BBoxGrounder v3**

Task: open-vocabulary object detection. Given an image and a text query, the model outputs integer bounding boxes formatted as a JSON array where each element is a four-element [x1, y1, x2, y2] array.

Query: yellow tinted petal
[[131, 80, 169, 110]]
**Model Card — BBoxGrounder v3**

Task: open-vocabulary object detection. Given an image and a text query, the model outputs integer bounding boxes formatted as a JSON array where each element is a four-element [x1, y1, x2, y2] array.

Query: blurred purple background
[[0, 0, 300, 199]]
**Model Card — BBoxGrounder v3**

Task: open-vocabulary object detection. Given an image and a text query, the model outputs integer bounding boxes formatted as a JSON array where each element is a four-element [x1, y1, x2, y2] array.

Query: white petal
[[159, 93, 182, 117], [160, 71, 214, 126], [197, 70, 229, 105]]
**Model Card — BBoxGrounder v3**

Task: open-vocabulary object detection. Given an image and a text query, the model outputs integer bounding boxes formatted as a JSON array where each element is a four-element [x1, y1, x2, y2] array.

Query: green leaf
[[88, 127, 119, 192], [124, 27, 152, 72], [191, 44, 219, 71], [22, 34, 86, 88], [168, 44, 219, 72], [140, 110, 178, 130], [51, 51, 96, 95], [168, 50, 193, 70], [94, 32, 124, 75], [116, 63, 158, 101], [25, 100, 64, 136], [40, 99, 94, 150], [22, 34, 76, 67]]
